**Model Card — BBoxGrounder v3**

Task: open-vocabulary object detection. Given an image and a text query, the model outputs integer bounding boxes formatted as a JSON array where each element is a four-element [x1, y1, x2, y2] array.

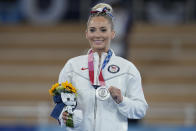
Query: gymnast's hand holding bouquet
[[49, 81, 82, 128]]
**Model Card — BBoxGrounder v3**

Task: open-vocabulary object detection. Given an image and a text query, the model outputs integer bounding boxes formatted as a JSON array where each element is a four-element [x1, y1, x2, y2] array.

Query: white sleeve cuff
[[73, 109, 83, 127], [117, 96, 131, 118], [117, 96, 128, 107], [117, 96, 148, 119], [58, 109, 83, 128]]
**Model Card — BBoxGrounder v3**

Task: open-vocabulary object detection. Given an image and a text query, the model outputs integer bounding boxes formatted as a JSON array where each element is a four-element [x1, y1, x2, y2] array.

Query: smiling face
[[86, 16, 115, 53]]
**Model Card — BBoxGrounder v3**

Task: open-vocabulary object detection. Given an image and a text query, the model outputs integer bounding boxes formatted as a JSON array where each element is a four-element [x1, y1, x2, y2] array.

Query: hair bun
[[92, 3, 113, 14], [88, 3, 114, 30], [91, 3, 113, 18]]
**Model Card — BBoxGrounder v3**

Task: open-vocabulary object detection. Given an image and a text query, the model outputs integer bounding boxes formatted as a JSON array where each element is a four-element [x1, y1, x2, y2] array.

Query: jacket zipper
[[94, 55, 101, 131], [94, 89, 97, 131]]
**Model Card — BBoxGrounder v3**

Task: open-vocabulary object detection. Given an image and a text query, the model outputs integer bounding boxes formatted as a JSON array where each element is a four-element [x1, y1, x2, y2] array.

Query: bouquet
[[49, 81, 77, 127]]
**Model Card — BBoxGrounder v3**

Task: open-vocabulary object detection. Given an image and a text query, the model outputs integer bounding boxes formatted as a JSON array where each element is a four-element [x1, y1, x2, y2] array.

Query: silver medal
[[96, 86, 110, 101]]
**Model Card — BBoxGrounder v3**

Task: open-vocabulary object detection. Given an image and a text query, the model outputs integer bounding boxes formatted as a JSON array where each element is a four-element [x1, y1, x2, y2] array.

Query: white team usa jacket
[[58, 50, 148, 131]]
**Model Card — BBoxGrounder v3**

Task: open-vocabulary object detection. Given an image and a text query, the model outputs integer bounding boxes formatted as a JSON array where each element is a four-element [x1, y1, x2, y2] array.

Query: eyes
[[66, 97, 76, 101], [89, 28, 95, 32], [101, 28, 107, 32], [89, 27, 107, 33]]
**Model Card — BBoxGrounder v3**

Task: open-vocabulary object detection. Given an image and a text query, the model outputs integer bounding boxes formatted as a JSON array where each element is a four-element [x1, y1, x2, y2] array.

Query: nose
[[94, 30, 102, 38]]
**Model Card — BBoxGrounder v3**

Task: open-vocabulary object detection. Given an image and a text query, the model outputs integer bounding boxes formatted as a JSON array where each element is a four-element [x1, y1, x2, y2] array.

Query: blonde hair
[[87, 3, 114, 30], [92, 3, 113, 13]]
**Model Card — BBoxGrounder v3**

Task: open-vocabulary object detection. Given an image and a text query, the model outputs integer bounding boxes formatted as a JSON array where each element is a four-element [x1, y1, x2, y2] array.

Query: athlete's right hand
[[62, 111, 68, 123]]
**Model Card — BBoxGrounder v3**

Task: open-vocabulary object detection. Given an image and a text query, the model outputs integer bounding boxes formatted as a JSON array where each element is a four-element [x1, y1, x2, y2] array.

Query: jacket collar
[[87, 48, 116, 57]]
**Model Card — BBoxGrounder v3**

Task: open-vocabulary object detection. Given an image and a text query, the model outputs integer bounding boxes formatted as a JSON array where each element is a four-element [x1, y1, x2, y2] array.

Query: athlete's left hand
[[108, 86, 123, 104]]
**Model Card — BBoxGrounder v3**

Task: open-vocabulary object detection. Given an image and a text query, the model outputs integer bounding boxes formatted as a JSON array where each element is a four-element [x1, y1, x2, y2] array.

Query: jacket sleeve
[[117, 67, 148, 119], [58, 60, 73, 84], [58, 60, 83, 129]]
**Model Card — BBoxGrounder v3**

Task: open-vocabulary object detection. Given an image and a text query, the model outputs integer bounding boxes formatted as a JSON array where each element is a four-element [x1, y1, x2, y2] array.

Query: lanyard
[[88, 49, 112, 86]]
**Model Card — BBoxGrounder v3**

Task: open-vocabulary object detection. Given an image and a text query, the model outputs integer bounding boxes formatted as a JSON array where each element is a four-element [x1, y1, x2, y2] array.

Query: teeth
[[94, 40, 103, 44]]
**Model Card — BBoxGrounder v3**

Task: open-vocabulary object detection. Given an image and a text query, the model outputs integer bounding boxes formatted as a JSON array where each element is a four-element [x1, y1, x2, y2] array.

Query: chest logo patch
[[108, 65, 120, 73]]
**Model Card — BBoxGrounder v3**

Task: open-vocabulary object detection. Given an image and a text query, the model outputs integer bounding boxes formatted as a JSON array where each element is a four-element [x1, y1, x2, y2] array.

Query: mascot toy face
[[61, 92, 77, 106]]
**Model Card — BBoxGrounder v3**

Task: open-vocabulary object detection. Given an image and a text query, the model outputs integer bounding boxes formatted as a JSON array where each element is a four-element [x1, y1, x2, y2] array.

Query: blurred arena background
[[0, 0, 196, 130]]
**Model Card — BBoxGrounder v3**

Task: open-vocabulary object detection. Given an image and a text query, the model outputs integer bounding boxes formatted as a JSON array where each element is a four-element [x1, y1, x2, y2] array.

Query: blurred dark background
[[1, 0, 196, 24]]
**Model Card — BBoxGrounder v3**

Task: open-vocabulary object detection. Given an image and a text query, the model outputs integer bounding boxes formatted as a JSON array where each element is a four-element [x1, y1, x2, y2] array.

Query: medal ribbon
[[88, 49, 112, 86]]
